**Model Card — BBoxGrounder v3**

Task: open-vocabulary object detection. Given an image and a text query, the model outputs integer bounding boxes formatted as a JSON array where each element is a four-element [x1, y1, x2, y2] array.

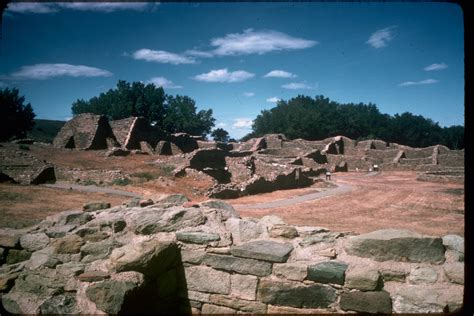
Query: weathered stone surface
[[183, 290, 210, 303], [83, 201, 111, 212], [181, 249, 206, 264], [200, 200, 240, 220], [345, 266, 381, 291], [388, 284, 464, 313], [139, 199, 154, 207], [40, 293, 80, 314], [443, 262, 464, 284], [0, 272, 19, 292], [56, 262, 85, 276], [129, 207, 206, 235], [25, 247, 59, 270], [225, 218, 263, 244], [19, 233, 50, 252], [176, 231, 220, 244], [202, 303, 236, 314], [155, 194, 189, 206], [258, 279, 337, 308], [108, 240, 177, 278], [230, 274, 258, 300], [45, 224, 76, 238], [85, 271, 145, 314], [267, 304, 333, 314], [210, 294, 267, 313], [408, 266, 438, 284], [6, 249, 31, 264], [47, 209, 92, 226], [202, 254, 272, 277], [307, 261, 348, 285], [381, 268, 406, 282], [112, 219, 127, 233], [184, 266, 231, 294], [80, 239, 121, 262], [0, 229, 21, 248], [230, 240, 293, 263], [442, 234, 464, 253], [296, 226, 330, 237], [52, 234, 84, 254], [273, 262, 308, 281], [269, 224, 299, 239], [340, 291, 392, 314], [78, 271, 110, 282], [344, 229, 445, 263]]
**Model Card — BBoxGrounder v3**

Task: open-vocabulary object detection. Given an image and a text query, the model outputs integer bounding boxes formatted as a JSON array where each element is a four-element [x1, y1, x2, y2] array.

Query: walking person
[[325, 171, 331, 181]]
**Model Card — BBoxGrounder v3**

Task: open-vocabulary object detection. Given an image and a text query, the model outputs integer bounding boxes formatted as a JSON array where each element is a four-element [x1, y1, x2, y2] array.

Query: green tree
[[211, 128, 230, 143], [0, 88, 36, 141], [162, 95, 215, 137]]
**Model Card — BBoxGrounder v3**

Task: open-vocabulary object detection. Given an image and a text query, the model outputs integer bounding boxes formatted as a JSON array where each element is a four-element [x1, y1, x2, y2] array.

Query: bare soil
[[229, 171, 464, 237]]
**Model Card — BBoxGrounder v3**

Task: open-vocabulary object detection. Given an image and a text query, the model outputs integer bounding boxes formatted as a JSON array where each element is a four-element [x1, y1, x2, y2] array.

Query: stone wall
[[0, 196, 464, 314]]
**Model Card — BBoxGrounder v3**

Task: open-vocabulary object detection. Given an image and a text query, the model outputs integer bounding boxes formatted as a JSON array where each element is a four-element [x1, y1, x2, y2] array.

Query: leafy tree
[[162, 95, 215, 137], [211, 128, 230, 143], [0, 88, 36, 141]]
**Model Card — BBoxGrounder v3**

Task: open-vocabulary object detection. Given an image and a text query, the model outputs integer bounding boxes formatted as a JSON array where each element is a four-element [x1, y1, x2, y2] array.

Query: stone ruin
[[0, 195, 464, 314], [53, 113, 118, 150], [0, 145, 55, 185]]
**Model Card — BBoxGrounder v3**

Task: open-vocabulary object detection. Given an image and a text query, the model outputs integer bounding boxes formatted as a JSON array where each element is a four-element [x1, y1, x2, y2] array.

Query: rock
[[25, 247, 59, 270], [19, 233, 50, 252], [202, 254, 272, 277], [387, 284, 463, 313], [0, 229, 21, 248], [108, 240, 178, 278], [269, 224, 299, 239], [442, 234, 464, 253], [408, 266, 438, 284], [345, 266, 381, 291], [80, 239, 121, 261], [273, 262, 308, 281], [139, 199, 154, 207], [296, 226, 330, 237], [184, 266, 231, 294], [56, 262, 85, 276], [445, 249, 464, 262], [200, 200, 240, 220], [83, 201, 111, 212], [202, 303, 236, 314], [155, 194, 189, 206], [112, 219, 127, 233], [230, 240, 293, 263], [340, 291, 392, 314], [230, 274, 258, 300], [225, 218, 263, 244], [258, 215, 285, 228], [45, 224, 76, 238], [176, 232, 220, 244], [209, 294, 267, 313], [85, 271, 145, 314], [47, 210, 92, 226], [381, 268, 406, 282], [443, 262, 464, 284], [52, 235, 84, 254], [40, 293, 80, 314], [6, 249, 31, 264], [317, 248, 337, 259], [258, 279, 336, 308], [78, 271, 111, 282], [267, 305, 334, 314], [181, 249, 206, 264], [0, 272, 19, 292], [343, 229, 445, 263], [129, 207, 206, 235], [307, 261, 348, 285]]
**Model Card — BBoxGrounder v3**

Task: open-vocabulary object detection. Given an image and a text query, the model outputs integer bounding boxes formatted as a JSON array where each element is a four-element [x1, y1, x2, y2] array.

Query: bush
[[111, 178, 131, 186]]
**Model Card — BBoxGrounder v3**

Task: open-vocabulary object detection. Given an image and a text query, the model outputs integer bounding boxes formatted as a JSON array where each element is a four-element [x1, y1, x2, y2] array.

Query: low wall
[[0, 196, 465, 314]]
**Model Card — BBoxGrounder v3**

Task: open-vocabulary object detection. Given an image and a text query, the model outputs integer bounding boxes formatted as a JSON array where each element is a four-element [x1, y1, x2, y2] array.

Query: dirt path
[[44, 182, 142, 198], [228, 171, 464, 237]]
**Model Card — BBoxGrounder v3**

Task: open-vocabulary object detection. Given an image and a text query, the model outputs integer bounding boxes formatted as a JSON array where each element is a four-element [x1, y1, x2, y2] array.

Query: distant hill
[[27, 119, 66, 143]]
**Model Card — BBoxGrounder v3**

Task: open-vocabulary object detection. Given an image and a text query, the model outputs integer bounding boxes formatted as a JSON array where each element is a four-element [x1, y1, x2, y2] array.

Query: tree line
[[245, 95, 464, 149]]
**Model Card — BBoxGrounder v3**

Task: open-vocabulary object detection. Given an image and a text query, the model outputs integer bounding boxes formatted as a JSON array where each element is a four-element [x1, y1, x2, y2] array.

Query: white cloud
[[281, 82, 315, 90], [233, 118, 253, 129], [211, 29, 318, 56], [216, 122, 228, 128], [194, 68, 254, 83], [132, 49, 196, 65], [367, 26, 397, 48], [399, 79, 439, 86], [6, 2, 155, 14], [10, 64, 113, 80], [243, 92, 255, 97], [146, 77, 182, 89], [263, 70, 297, 78], [424, 63, 448, 71], [185, 49, 214, 58], [266, 97, 281, 103]]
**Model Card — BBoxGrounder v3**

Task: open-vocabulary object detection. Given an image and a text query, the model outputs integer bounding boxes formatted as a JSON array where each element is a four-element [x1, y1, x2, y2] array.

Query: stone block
[[345, 266, 381, 290], [176, 232, 220, 244], [230, 274, 258, 300], [184, 266, 231, 294], [408, 266, 438, 284], [340, 291, 392, 314], [202, 253, 272, 277], [209, 294, 266, 313], [273, 262, 307, 281], [230, 240, 293, 263], [307, 261, 348, 285], [443, 262, 464, 284]]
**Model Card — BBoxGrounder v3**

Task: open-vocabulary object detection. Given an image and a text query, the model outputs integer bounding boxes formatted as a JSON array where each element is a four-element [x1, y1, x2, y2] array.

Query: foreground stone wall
[[0, 195, 464, 314]]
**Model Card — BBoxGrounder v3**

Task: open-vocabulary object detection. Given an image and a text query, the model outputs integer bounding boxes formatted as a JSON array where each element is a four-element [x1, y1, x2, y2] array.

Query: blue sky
[[1, 2, 464, 139]]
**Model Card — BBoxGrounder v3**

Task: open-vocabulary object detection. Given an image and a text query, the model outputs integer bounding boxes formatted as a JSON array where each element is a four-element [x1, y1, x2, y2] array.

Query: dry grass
[[0, 183, 128, 229]]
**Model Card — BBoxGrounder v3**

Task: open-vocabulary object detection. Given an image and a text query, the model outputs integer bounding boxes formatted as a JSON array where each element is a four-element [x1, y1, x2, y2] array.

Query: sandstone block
[[202, 303, 236, 314], [230, 274, 258, 300], [210, 294, 266, 313], [184, 266, 230, 294], [408, 266, 438, 284], [269, 224, 299, 239], [273, 262, 307, 281], [345, 266, 381, 290], [202, 253, 272, 276], [230, 240, 293, 263], [340, 291, 392, 314], [176, 232, 220, 244], [19, 233, 50, 252], [443, 262, 464, 284], [225, 218, 263, 244], [442, 234, 464, 253]]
